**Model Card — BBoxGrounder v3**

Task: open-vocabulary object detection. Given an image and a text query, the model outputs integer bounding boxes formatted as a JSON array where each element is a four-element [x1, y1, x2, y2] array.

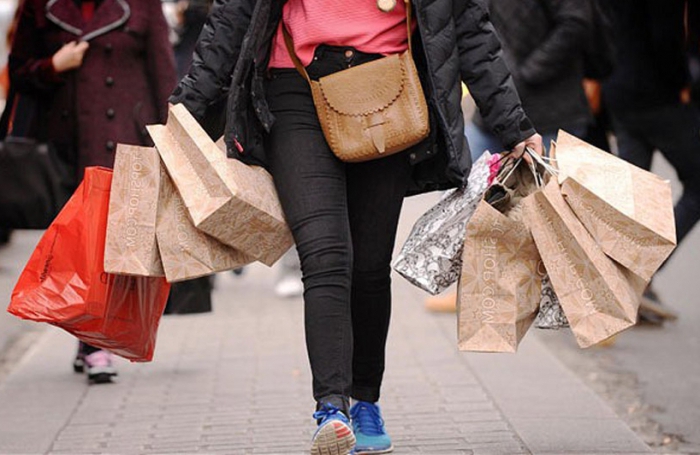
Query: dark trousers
[[611, 103, 700, 252], [264, 46, 413, 413]]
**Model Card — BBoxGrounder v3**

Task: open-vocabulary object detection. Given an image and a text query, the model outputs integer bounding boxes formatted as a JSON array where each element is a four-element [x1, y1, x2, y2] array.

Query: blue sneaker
[[310, 403, 356, 455], [350, 401, 393, 454]]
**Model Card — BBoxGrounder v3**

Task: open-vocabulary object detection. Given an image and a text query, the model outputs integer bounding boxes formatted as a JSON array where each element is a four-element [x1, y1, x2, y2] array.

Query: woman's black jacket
[[170, 0, 535, 195]]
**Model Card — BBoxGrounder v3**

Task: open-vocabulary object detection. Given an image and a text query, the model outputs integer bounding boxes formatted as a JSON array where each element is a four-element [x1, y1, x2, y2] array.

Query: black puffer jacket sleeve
[[169, 0, 255, 120], [518, 0, 590, 86], [455, 0, 534, 149]]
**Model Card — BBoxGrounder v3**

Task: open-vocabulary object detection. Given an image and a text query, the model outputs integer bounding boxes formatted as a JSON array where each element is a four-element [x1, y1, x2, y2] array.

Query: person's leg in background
[[275, 249, 303, 298], [613, 104, 700, 257], [0, 227, 11, 246], [611, 112, 667, 324], [164, 276, 213, 315], [584, 107, 614, 152], [646, 104, 700, 248], [346, 149, 412, 455], [74, 261, 216, 385], [610, 114, 655, 170], [74, 342, 117, 384]]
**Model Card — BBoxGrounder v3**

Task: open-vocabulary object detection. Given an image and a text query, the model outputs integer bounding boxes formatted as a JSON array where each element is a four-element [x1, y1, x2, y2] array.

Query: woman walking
[[9, 0, 176, 383], [171, 0, 542, 453]]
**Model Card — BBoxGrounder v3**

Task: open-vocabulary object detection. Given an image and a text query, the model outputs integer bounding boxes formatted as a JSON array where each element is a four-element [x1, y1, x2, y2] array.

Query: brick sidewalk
[[0, 195, 651, 454]]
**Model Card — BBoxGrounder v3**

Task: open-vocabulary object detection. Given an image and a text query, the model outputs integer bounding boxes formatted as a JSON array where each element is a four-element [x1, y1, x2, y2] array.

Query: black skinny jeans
[[264, 46, 413, 413]]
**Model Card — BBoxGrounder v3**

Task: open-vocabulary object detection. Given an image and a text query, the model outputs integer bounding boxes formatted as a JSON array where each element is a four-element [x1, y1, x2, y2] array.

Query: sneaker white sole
[[310, 420, 356, 455], [353, 445, 394, 455]]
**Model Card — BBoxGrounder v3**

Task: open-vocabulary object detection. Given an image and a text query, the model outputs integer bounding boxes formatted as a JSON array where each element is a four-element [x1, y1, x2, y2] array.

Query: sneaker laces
[[313, 403, 348, 425], [350, 402, 385, 436]]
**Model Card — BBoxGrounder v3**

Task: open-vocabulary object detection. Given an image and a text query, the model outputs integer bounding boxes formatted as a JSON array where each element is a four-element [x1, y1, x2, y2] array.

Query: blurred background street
[[1, 0, 700, 453]]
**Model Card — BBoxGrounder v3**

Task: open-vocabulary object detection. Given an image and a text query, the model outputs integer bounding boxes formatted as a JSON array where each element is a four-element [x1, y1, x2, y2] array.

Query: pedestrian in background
[[8, 0, 176, 383], [602, 0, 700, 321], [170, 0, 542, 454], [464, 0, 592, 161]]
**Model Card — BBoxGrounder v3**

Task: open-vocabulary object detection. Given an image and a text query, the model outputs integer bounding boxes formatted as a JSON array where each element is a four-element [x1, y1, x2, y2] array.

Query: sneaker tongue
[[352, 403, 384, 435]]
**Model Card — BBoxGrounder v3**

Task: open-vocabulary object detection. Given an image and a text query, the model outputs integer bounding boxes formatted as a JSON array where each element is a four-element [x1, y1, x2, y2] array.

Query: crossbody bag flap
[[314, 54, 407, 116]]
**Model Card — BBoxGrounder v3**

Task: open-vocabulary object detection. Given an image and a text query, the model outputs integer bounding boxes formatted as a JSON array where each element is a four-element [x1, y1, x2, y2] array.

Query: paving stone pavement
[[0, 194, 652, 454]]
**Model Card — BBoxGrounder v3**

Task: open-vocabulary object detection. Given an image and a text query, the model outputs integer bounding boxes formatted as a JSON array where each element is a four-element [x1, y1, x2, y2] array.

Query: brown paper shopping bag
[[156, 165, 254, 282], [555, 131, 676, 282], [523, 179, 642, 348], [457, 161, 544, 352], [104, 145, 164, 276], [147, 104, 293, 266]]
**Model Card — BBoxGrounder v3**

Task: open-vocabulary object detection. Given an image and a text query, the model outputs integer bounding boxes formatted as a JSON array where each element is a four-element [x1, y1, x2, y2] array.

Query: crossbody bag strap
[[405, 0, 412, 54], [282, 0, 413, 81], [281, 24, 312, 82]]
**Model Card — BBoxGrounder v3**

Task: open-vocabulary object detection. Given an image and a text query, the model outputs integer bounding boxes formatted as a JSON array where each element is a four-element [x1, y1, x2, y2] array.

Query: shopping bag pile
[[395, 130, 676, 351], [7, 104, 294, 361], [106, 104, 293, 280], [147, 103, 293, 268], [104, 144, 256, 282]]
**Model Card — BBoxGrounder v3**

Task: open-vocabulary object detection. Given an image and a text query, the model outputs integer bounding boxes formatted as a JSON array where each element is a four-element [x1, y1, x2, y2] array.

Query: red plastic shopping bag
[[7, 167, 171, 361]]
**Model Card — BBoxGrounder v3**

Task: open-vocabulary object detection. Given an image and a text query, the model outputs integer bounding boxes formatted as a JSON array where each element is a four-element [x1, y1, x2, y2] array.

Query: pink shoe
[[84, 350, 117, 384]]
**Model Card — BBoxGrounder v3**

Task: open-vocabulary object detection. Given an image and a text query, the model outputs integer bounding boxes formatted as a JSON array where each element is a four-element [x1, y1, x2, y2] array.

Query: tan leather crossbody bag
[[282, 0, 429, 162]]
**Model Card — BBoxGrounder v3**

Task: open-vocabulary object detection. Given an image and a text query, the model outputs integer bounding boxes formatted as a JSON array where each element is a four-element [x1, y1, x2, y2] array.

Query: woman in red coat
[[9, 0, 176, 383]]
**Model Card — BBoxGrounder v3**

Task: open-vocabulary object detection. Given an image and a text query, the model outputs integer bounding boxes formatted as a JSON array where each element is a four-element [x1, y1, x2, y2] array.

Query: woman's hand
[[52, 41, 90, 73], [511, 133, 544, 163]]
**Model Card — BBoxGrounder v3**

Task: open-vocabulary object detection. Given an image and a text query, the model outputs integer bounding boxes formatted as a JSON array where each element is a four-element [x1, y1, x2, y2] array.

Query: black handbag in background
[[0, 94, 76, 229], [0, 137, 75, 229]]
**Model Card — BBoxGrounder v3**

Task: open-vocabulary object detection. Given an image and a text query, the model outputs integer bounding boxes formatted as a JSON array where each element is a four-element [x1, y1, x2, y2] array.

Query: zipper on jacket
[[232, 136, 244, 153]]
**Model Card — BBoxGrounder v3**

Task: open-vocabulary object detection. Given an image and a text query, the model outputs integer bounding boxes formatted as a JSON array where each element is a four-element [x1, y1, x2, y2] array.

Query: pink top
[[268, 0, 413, 69]]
